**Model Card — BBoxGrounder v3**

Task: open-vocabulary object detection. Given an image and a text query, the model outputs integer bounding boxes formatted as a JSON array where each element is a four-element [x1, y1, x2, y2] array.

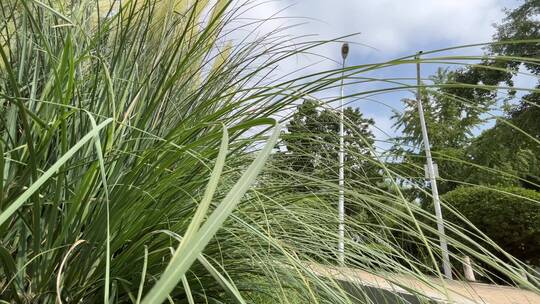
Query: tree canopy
[[281, 99, 377, 181]]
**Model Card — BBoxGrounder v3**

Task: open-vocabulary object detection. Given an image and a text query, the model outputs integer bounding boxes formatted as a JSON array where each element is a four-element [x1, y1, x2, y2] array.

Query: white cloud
[[228, 0, 514, 79], [226, 0, 520, 144], [281, 0, 508, 56]]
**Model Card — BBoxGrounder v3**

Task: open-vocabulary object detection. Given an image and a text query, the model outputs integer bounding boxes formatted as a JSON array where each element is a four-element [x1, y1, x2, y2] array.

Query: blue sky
[[234, 0, 533, 149]]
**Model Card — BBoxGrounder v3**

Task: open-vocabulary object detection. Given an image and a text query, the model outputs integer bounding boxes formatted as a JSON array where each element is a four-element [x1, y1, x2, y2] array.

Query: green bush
[[442, 186, 540, 266]]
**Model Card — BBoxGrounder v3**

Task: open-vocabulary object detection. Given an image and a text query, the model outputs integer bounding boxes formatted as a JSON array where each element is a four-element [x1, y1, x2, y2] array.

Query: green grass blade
[[0, 118, 112, 226], [0, 143, 4, 211], [197, 255, 246, 304], [29, 0, 74, 25], [181, 275, 195, 304], [86, 111, 112, 304], [178, 125, 228, 248], [141, 123, 280, 304], [0, 245, 22, 303], [136, 246, 149, 304]]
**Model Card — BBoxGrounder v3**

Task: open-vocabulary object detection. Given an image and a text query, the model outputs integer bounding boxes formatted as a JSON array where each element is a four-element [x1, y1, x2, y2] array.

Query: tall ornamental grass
[[1, 0, 538, 303]]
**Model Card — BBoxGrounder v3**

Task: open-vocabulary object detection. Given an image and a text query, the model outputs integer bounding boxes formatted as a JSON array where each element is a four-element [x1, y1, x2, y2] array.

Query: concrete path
[[308, 264, 540, 304]]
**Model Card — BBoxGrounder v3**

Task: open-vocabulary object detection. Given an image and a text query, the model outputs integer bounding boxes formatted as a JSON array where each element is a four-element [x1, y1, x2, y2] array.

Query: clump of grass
[[1, 0, 539, 303]]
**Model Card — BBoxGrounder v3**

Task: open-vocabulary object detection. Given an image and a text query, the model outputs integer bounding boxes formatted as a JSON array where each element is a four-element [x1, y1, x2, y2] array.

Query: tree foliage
[[460, 0, 540, 189], [441, 186, 540, 266], [280, 99, 377, 184], [393, 0, 540, 193], [272, 99, 381, 219], [392, 68, 493, 151]]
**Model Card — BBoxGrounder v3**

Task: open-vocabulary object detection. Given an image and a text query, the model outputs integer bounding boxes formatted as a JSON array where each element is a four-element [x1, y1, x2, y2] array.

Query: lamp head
[[341, 43, 349, 60]]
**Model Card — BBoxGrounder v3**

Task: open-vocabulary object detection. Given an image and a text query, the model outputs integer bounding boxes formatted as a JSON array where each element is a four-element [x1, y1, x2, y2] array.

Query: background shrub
[[441, 186, 540, 266]]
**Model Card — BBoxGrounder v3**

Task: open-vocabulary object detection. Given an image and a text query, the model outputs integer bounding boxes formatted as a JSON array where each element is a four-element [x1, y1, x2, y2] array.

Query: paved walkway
[[308, 264, 540, 304]]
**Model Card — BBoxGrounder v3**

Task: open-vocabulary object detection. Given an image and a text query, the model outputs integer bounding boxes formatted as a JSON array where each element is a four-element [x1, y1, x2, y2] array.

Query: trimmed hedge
[[441, 186, 540, 266]]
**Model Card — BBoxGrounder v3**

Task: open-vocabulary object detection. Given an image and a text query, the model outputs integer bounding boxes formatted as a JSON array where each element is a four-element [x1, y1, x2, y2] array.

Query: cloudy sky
[[231, 0, 524, 147], [251, 0, 514, 55]]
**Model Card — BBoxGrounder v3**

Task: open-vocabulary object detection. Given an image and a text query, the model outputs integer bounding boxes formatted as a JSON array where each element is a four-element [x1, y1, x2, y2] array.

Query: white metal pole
[[338, 43, 349, 264], [415, 52, 452, 279]]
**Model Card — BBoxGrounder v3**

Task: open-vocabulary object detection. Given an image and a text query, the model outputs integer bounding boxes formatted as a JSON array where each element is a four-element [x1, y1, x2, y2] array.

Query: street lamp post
[[338, 42, 349, 264], [415, 51, 452, 279]]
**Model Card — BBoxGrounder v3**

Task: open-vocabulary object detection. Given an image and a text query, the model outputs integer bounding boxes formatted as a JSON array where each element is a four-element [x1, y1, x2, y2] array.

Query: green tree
[[449, 0, 540, 189], [283, 99, 375, 175], [390, 68, 488, 197], [393, 1, 540, 192], [466, 123, 540, 188], [392, 68, 492, 151]]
